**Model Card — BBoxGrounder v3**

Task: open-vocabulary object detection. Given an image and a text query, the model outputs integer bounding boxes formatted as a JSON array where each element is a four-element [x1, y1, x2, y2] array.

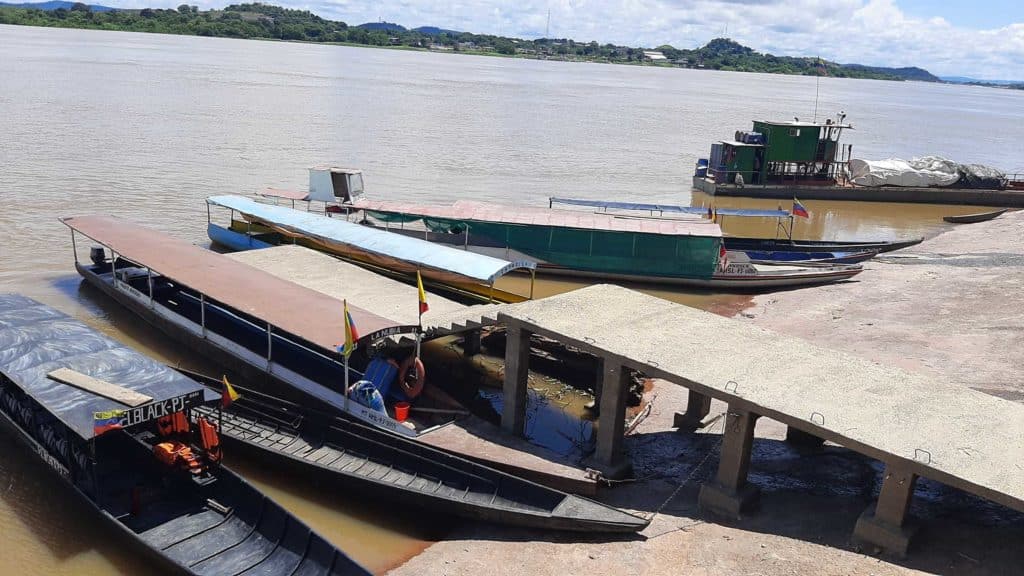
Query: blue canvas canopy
[[208, 195, 536, 285], [548, 197, 791, 218], [0, 294, 218, 440]]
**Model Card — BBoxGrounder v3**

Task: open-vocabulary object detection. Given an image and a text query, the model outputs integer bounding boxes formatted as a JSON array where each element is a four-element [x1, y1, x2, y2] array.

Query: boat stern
[[550, 495, 650, 533]]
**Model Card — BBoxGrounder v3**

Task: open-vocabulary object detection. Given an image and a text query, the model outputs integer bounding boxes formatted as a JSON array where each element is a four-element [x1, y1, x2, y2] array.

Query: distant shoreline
[[2, 5, 1021, 89]]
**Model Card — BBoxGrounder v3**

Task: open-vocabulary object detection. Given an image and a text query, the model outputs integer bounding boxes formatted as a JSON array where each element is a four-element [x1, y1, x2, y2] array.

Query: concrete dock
[[429, 284, 1024, 555]]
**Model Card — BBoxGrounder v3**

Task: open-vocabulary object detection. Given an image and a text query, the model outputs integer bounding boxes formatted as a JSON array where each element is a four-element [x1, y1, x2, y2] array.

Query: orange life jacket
[[156, 411, 191, 436], [156, 415, 174, 436], [172, 411, 190, 434], [153, 441, 201, 470], [197, 417, 221, 463]]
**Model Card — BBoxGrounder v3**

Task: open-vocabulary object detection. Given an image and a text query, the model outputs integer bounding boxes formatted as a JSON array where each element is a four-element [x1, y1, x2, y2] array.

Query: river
[[1, 24, 1023, 574]]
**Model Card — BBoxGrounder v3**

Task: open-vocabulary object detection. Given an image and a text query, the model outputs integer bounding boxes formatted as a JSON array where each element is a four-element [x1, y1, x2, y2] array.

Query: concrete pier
[[586, 360, 632, 478], [698, 407, 760, 519], [501, 325, 531, 435], [429, 283, 1024, 556], [852, 464, 919, 557], [673, 390, 712, 429]]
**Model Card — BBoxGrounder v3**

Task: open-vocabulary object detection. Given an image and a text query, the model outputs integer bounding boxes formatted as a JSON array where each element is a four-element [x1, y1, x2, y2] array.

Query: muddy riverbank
[[390, 212, 1024, 575]]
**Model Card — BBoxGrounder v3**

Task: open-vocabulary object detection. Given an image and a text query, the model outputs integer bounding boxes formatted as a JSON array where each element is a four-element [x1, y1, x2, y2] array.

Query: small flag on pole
[[792, 198, 809, 218], [221, 375, 240, 408], [93, 409, 126, 436], [416, 270, 429, 316], [338, 300, 359, 357]]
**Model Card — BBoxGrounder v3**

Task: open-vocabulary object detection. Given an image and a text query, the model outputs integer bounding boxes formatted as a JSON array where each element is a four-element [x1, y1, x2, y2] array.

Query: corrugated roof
[[355, 199, 722, 237], [0, 294, 219, 440], [207, 195, 536, 283], [60, 216, 414, 350]]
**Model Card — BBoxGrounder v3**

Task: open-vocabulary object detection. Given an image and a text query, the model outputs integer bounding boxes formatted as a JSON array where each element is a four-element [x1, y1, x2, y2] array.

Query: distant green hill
[[656, 38, 939, 81], [0, 0, 115, 11], [357, 21, 405, 32], [413, 25, 461, 36], [840, 64, 939, 82], [0, 2, 940, 82]]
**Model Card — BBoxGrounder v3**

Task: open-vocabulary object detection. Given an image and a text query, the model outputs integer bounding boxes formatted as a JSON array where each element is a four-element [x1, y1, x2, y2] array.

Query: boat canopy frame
[[207, 195, 537, 301], [62, 217, 419, 362], [547, 197, 798, 242]]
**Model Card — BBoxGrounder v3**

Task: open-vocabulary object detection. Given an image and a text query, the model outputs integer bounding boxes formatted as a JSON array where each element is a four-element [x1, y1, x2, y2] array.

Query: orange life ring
[[397, 356, 425, 399]]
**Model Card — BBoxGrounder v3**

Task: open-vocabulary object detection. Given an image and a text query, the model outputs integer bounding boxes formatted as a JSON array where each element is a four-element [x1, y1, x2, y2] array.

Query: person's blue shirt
[[350, 380, 386, 414]]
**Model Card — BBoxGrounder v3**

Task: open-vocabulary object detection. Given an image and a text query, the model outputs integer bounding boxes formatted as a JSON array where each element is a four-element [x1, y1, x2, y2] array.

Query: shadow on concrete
[[590, 427, 1024, 575]]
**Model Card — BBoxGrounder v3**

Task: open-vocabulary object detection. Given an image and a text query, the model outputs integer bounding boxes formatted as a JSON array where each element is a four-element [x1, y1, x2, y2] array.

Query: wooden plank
[[47, 367, 153, 407]]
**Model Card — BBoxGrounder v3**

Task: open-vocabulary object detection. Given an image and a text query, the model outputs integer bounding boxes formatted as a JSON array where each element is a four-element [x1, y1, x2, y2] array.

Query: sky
[[106, 0, 1024, 79]]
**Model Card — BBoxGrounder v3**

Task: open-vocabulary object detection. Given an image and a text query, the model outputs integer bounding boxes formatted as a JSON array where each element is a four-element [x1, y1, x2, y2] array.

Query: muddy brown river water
[[1, 23, 1022, 574]]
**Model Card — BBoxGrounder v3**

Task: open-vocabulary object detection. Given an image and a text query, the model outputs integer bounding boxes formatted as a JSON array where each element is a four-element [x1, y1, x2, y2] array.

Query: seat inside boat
[[97, 431, 363, 575]]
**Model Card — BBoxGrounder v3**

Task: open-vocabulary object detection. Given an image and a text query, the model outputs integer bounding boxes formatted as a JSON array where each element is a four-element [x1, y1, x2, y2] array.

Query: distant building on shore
[[643, 50, 667, 61]]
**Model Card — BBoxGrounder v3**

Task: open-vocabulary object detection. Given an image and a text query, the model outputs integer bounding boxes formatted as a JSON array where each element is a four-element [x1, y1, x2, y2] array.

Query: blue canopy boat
[[0, 294, 368, 576]]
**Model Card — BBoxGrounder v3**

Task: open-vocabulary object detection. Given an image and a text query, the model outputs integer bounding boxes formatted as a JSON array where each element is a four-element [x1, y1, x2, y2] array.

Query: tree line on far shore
[[0, 2, 962, 83]]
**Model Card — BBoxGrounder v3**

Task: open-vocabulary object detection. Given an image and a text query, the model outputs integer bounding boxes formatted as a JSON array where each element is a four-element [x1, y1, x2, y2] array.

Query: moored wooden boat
[[943, 208, 1009, 224], [0, 294, 368, 576], [61, 216, 602, 493], [722, 235, 923, 254], [183, 373, 649, 533], [741, 248, 878, 264]]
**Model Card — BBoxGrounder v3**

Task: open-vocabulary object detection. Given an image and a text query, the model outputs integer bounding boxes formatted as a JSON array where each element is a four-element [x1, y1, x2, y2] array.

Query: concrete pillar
[[698, 407, 760, 519], [581, 359, 633, 479], [785, 426, 826, 448], [501, 324, 531, 435], [674, 389, 713, 429], [852, 463, 919, 557], [463, 329, 482, 356]]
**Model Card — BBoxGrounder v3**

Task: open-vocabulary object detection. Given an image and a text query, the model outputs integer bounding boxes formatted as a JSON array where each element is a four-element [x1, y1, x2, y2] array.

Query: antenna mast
[[546, 9, 550, 38], [813, 56, 821, 122]]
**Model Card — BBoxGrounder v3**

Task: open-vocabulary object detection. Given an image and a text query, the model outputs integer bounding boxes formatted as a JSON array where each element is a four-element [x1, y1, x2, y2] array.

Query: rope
[[642, 412, 728, 521]]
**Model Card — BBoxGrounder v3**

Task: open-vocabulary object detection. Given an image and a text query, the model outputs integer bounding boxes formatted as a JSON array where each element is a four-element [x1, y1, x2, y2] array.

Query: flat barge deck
[[695, 175, 1024, 206]]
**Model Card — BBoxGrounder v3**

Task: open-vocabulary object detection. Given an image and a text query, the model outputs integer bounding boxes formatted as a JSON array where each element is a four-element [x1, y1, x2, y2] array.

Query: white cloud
[[104, 0, 1024, 78]]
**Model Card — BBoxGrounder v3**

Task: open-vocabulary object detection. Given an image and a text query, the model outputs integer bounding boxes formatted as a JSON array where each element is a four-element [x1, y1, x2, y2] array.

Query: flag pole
[[343, 299, 350, 412], [344, 352, 350, 412], [415, 269, 423, 364]]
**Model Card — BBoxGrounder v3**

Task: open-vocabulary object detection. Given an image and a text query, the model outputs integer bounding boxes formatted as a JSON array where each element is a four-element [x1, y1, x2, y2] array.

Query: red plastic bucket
[[394, 402, 410, 422]]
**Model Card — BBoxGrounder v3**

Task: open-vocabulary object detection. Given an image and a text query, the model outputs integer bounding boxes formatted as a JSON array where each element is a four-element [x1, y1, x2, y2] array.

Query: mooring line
[[649, 412, 728, 520]]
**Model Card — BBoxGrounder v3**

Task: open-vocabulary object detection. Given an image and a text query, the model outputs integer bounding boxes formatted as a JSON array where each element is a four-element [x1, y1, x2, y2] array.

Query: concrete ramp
[[489, 284, 1024, 555]]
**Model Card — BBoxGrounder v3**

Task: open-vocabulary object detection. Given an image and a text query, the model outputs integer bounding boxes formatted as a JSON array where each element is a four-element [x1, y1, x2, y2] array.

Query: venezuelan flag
[[93, 409, 126, 436], [337, 300, 360, 357], [792, 198, 809, 218]]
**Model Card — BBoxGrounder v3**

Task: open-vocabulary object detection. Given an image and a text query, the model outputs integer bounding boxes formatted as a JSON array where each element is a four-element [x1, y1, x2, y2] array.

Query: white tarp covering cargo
[[849, 156, 1007, 189], [849, 157, 961, 187]]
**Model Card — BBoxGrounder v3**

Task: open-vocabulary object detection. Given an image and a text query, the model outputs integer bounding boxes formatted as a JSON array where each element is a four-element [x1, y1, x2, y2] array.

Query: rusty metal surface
[[61, 215, 412, 349]]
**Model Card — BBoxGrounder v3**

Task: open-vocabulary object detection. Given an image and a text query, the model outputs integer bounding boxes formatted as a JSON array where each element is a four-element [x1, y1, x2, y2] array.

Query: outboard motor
[[89, 246, 106, 266]]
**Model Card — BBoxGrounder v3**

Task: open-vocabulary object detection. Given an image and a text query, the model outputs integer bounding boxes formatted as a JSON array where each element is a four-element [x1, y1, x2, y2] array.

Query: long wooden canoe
[[186, 376, 649, 534], [943, 208, 1008, 224], [0, 294, 368, 576]]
